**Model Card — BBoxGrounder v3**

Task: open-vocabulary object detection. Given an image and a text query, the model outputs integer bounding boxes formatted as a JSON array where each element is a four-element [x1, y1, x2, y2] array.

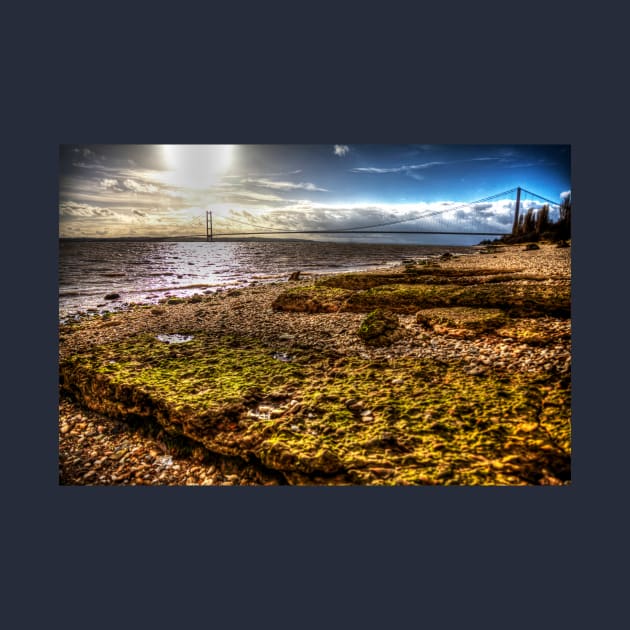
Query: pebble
[[467, 366, 486, 376]]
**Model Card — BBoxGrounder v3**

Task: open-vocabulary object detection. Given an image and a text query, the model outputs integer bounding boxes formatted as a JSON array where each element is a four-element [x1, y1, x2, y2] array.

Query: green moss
[[357, 309, 400, 346], [320, 268, 526, 289], [271, 285, 353, 313], [273, 270, 570, 318], [495, 318, 571, 345], [416, 307, 508, 336], [60, 331, 570, 485], [345, 283, 570, 317]]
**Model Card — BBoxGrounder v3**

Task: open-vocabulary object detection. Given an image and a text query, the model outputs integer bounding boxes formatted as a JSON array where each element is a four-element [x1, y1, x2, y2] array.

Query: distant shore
[[59, 241, 571, 486]]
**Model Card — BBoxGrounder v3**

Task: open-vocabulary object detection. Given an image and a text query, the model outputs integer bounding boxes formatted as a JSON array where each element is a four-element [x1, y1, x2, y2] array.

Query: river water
[[59, 239, 474, 320]]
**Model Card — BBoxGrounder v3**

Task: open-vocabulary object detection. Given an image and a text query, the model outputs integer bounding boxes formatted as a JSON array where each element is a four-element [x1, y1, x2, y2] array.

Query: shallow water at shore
[[59, 240, 472, 319]]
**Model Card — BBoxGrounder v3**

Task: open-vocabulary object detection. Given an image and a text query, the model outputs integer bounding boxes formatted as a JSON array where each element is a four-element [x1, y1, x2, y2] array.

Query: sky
[[59, 144, 571, 243]]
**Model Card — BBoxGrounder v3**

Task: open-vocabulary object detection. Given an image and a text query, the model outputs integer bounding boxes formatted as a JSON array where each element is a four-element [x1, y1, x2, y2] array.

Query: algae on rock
[[60, 330, 571, 485]]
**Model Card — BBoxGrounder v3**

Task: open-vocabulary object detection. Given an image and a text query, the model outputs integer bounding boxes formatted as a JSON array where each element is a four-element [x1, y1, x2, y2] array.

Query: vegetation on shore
[[482, 193, 571, 245]]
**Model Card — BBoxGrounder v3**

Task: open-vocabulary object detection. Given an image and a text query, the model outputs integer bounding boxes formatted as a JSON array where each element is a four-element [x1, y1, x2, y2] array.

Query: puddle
[[156, 334, 194, 344]]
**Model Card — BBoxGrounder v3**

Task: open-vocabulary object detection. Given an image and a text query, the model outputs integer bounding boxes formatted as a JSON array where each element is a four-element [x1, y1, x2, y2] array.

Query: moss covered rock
[[357, 309, 400, 346], [416, 307, 507, 337], [272, 280, 570, 319], [59, 331, 571, 485], [271, 285, 352, 313]]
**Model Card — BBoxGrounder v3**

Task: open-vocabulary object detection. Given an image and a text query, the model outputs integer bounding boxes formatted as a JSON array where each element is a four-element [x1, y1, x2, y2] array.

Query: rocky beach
[[59, 242, 571, 486]]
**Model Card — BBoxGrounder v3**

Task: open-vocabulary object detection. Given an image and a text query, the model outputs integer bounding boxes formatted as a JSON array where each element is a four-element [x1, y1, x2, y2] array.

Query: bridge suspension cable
[[213, 187, 519, 235], [336, 188, 519, 231], [204, 186, 562, 237], [519, 187, 563, 207]]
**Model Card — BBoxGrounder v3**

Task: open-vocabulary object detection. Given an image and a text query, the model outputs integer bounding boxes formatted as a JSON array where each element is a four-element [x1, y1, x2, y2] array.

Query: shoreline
[[58, 242, 475, 323], [59, 242, 571, 486]]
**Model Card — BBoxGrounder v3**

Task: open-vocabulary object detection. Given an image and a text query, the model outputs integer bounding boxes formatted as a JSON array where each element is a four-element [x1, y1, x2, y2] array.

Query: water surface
[[59, 240, 473, 320]]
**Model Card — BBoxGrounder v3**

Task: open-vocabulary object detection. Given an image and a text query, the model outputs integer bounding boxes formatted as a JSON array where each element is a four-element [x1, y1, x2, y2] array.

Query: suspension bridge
[[193, 186, 565, 240]]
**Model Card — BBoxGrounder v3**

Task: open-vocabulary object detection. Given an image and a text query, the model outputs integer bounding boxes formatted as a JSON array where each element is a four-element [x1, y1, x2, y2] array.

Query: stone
[[104, 293, 121, 300], [467, 366, 486, 376], [357, 308, 400, 346]]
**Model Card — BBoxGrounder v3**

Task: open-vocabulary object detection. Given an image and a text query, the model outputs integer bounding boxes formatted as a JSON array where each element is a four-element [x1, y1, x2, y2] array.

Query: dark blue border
[[6, 2, 624, 628]]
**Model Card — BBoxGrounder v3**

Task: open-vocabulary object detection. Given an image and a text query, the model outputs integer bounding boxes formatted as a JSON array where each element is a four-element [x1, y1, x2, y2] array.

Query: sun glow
[[161, 144, 235, 189]]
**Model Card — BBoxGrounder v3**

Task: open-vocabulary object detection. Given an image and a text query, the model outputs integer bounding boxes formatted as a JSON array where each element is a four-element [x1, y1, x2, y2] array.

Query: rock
[[524, 243, 540, 251], [288, 271, 301, 281], [467, 366, 486, 376], [357, 308, 400, 346], [104, 293, 120, 300]]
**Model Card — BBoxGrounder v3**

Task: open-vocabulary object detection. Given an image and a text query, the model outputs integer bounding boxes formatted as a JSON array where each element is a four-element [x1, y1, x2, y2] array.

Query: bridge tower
[[206, 210, 213, 242], [511, 187, 522, 236]]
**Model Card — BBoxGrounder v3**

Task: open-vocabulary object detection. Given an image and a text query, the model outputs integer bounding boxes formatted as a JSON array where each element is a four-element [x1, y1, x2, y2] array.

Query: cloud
[[216, 196, 519, 236], [100, 178, 119, 190], [243, 178, 328, 192], [351, 161, 446, 174], [223, 169, 302, 178], [334, 145, 350, 157], [98, 177, 159, 194], [122, 179, 158, 193], [215, 189, 287, 205], [560, 190, 571, 199], [351, 157, 506, 176], [59, 201, 116, 217]]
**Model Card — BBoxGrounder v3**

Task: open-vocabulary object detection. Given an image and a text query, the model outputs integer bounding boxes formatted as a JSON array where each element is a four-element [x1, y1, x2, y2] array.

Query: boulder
[[357, 308, 400, 346]]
